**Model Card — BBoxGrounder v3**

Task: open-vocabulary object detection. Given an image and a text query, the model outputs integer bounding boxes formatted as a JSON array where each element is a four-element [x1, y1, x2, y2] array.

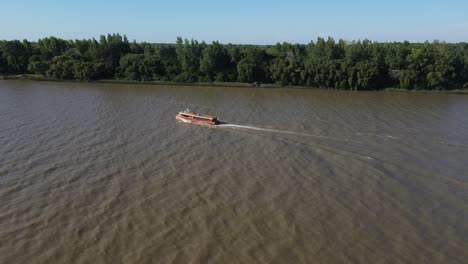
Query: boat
[[176, 109, 219, 125]]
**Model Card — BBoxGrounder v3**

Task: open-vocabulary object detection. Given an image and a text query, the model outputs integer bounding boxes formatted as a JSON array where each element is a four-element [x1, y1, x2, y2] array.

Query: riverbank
[[0, 74, 23, 80], [1, 74, 282, 88], [383, 87, 468, 94], [2, 74, 468, 94]]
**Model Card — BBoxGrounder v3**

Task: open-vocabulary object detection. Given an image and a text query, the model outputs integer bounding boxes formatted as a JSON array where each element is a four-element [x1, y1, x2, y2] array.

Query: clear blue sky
[[1, 0, 467, 44]]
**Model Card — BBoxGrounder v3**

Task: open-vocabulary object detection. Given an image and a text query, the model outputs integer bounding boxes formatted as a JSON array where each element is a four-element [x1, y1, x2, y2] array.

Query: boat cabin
[[176, 110, 219, 125]]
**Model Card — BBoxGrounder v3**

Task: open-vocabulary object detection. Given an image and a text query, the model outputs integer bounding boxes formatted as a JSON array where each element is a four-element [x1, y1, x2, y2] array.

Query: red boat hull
[[176, 113, 217, 125]]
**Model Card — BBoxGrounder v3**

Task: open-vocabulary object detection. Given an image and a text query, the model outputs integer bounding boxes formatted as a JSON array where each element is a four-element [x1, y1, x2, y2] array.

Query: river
[[0, 80, 467, 263]]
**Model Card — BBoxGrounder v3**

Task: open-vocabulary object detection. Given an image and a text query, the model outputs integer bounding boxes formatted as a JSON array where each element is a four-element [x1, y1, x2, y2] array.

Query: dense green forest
[[1, 33, 468, 90]]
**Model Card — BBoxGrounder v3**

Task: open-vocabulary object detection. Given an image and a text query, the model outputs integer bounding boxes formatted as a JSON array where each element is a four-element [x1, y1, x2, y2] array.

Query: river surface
[[0, 80, 467, 263]]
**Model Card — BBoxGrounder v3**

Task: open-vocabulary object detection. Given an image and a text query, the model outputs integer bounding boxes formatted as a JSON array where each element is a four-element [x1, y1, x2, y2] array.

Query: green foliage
[[200, 41, 232, 81], [267, 43, 306, 86], [156, 45, 180, 80], [119, 53, 164, 81], [72, 61, 97, 81], [27, 60, 49, 76], [400, 44, 455, 90], [1, 34, 468, 90], [45, 55, 100, 80], [304, 38, 348, 88], [0, 40, 31, 73], [237, 47, 270, 83], [0, 56, 6, 73], [119, 54, 143, 80], [37, 37, 70, 60], [46, 55, 75, 79], [176, 37, 204, 81]]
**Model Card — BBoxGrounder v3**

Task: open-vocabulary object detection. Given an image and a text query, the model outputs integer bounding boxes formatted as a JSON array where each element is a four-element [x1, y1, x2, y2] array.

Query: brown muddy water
[[0, 80, 467, 263]]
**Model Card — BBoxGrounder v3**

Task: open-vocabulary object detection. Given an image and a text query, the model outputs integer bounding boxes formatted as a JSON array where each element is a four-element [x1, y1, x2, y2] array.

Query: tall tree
[[200, 41, 232, 81]]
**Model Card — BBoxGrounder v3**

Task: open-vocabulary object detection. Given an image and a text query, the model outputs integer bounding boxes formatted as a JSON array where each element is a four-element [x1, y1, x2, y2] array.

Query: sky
[[0, 0, 467, 44]]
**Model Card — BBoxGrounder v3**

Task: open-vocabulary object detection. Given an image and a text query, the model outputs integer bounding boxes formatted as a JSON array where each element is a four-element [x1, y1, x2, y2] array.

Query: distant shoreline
[[2, 74, 468, 94]]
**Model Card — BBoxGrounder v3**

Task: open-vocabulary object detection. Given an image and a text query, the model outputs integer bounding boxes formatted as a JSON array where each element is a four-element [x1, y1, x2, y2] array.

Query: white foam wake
[[216, 123, 370, 145], [217, 123, 316, 138]]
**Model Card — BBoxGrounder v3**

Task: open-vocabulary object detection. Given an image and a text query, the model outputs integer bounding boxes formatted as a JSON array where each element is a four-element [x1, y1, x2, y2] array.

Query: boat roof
[[179, 111, 217, 120]]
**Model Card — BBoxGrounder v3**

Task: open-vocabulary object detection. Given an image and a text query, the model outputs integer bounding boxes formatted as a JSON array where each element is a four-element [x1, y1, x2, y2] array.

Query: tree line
[[1, 33, 468, 90]]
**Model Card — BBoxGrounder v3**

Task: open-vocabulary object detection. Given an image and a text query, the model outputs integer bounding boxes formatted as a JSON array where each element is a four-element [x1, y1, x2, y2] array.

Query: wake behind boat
[[176, 109, 219, 125]]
